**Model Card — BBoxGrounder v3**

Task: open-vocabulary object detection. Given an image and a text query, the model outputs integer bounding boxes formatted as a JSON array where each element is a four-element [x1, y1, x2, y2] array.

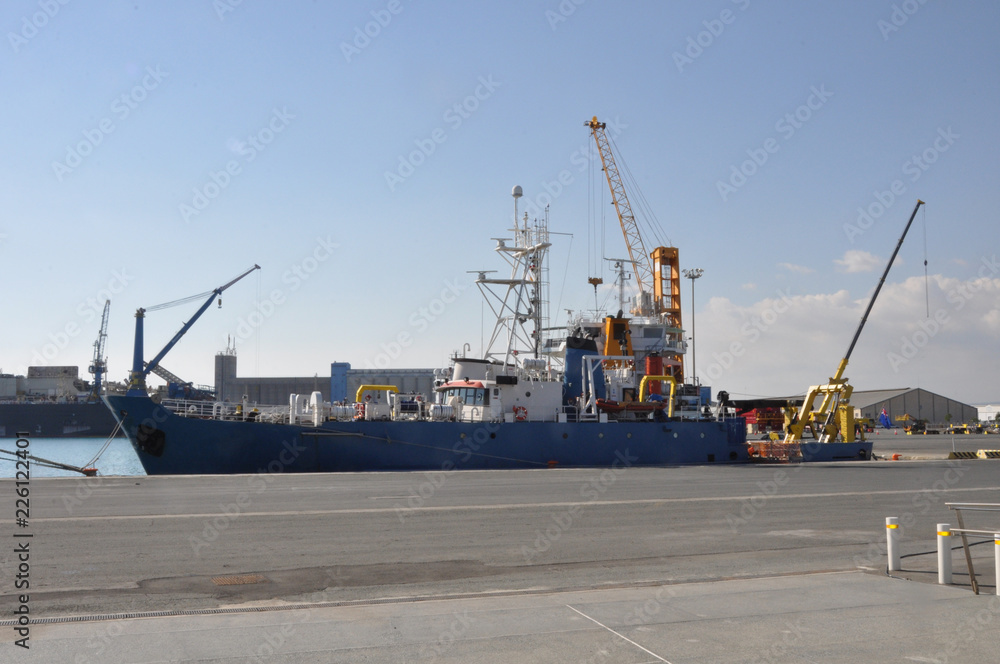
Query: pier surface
[[3, 440, 999, 662]]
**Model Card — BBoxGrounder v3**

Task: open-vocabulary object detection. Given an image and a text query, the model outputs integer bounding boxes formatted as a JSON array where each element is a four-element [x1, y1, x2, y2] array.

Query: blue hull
[[799, 439, 874, 462], [105, 395, 752, 475]]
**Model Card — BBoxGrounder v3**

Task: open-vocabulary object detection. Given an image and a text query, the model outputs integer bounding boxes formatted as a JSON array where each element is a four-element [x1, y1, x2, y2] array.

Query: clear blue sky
[[2, 1, 998, 405]]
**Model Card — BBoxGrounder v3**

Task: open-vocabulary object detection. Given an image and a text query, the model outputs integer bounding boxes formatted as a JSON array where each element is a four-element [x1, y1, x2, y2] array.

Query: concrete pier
[[2, 459, 999, 661]]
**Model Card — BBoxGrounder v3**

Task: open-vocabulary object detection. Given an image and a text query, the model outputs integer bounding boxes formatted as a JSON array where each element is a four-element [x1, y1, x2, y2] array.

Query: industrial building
[[735, 387, 980, 434], [213, 351, 436, 405], [849, 388, 978, 425], [975, 404, 1000, 424], [0, 366, 90, 401]]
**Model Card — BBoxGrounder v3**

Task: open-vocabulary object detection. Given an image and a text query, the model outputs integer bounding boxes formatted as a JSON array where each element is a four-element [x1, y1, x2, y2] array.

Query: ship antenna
[[512, 185, 523, 236]]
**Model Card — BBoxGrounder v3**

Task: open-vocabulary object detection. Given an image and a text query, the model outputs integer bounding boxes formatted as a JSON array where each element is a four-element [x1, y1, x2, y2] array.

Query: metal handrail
[[945, 502, 1000, 595], [946, 503, 1000, 511]]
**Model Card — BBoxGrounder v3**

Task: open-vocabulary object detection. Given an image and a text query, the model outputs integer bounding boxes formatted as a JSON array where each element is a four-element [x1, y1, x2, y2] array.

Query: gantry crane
[[87, 300, 110, 402], [782, 200, 925, 452]]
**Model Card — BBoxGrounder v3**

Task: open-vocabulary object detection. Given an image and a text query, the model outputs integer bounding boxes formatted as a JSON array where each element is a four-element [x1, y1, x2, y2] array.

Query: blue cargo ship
[[105, 186, 872, 474]]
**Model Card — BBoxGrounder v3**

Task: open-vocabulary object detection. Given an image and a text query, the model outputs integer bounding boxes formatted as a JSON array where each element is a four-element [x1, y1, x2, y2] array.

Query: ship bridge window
[[643, 327, 665, 338], [444, 388, 489, 406]]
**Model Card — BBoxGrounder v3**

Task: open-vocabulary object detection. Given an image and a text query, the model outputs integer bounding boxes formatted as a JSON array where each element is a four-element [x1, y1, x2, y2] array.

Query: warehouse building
[[850, 388, 978, 425]]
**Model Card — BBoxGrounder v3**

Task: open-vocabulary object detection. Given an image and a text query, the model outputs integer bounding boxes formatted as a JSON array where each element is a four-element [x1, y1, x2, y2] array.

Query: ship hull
[[0, 402, 119, 438], [106, 394, 759, 475]]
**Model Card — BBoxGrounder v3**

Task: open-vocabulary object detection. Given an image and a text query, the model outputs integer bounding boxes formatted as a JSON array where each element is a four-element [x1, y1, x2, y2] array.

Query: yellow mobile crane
[[781, 200, 925, 456], [586, 117, 684, 380]]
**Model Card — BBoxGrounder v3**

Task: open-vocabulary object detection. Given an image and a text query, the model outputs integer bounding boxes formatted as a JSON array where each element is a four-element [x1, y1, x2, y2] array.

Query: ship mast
[[474, 186, 552, 365]]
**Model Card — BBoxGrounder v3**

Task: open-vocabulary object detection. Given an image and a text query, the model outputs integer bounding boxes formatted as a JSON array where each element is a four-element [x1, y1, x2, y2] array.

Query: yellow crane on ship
[[782, 200, 925, 455], [586, 116, 685, 380]]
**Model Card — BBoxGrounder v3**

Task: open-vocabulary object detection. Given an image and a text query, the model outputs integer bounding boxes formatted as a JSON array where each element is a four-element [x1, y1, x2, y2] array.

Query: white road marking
[[15, 485, 1000, 523], [566, 604, 672, 663]]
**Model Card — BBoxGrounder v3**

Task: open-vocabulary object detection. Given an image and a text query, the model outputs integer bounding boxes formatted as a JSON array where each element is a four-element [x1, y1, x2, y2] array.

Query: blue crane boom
[[126, 265, 260, 396]]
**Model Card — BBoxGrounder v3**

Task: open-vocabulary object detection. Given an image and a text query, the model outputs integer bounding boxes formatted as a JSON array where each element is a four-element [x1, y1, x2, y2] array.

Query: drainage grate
[[211, 573, 268, 586]]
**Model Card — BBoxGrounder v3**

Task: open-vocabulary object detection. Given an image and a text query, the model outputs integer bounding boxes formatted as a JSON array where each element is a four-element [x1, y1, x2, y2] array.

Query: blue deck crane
[[126, 265, 260, 396]]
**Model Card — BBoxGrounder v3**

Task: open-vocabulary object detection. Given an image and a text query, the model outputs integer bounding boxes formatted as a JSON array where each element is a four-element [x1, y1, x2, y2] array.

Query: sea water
[[0, 437, 145, 478]]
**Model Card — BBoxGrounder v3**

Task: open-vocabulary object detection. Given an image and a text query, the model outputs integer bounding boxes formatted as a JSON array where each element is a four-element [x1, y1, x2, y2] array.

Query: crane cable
[[587, 136, 594, 277], [146, 290, 214, 312], [607, 134, 672, 248]]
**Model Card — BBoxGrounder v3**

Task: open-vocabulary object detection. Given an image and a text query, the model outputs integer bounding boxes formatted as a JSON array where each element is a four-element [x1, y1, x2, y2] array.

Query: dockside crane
[[586, 116, 684, 379], [126, 265, 260, 396], [586, 117, 655, 300], [87, 300, 110, 402], [782, 200, 925, 453]]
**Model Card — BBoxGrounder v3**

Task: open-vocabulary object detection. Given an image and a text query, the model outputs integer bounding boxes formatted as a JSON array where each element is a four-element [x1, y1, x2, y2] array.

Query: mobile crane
[[781, 200, 925, 455]]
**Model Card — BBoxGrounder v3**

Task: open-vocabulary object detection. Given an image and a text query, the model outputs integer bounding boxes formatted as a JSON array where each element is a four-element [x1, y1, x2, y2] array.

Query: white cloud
[[740, 282, 756, 291], [694, 275, 1000, 405], [834, 249, 885, 273], [777, 263, 814, 274]]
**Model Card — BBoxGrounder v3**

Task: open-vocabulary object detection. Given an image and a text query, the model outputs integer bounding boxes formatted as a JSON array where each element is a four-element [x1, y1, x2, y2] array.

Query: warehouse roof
[[847, 388, 911, 408]]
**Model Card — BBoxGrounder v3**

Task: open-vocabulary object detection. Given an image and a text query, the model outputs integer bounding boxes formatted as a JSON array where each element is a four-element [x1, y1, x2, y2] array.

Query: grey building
[[214, 352, 436, 405], [850, 388, 978, 425]]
